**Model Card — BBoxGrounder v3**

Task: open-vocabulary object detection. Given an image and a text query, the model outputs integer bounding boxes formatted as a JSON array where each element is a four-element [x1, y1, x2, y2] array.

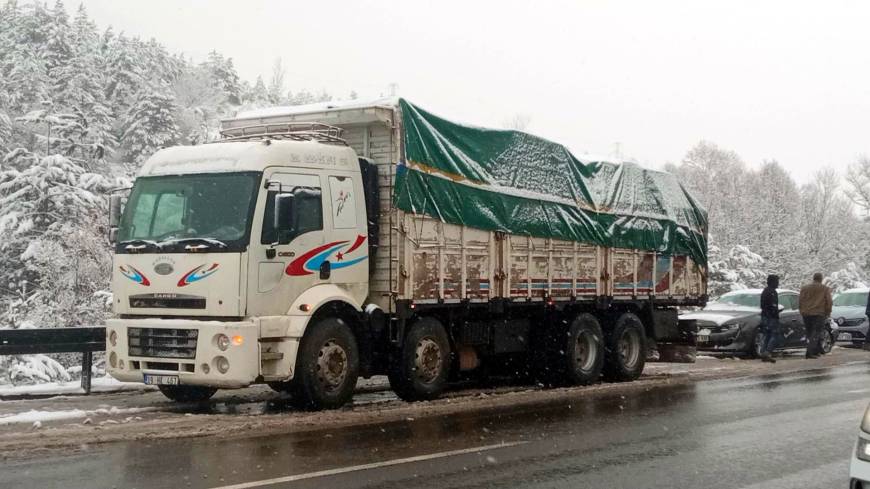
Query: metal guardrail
[[0, 327, 106, 394]]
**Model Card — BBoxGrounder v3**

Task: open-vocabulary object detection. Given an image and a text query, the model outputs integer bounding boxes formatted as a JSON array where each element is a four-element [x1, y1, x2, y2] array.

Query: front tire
[[291, 317, 360, 410], [821, 330, 834, 354], [158, 385, 217, 403], [388, 317, 451, 401], [750, 329, 765, 358], [602, 313, 646, 382]]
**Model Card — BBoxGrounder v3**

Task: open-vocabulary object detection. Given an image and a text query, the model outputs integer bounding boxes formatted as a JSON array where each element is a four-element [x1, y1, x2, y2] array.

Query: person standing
[[759, 274, 780, 363], [799, 272, 833, 359]]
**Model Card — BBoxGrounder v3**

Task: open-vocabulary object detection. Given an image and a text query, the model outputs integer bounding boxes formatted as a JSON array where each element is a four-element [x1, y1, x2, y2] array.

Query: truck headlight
[[109, 352, 118, 368], [109, 330, 118, 347], [216, 334, 230, 351], [857, 437, 870, 462]]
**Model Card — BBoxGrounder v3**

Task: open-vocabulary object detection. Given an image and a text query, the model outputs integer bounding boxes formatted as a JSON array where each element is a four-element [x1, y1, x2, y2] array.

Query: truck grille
[[128, 328, 198, 359], [842, 318, 865, 327]]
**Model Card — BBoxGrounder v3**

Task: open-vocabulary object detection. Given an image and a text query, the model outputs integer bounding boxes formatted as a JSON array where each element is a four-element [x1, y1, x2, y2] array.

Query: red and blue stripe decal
[[119, 266, 150, 286], [286, 235, 368, 276], [178, 263, 220, 287]]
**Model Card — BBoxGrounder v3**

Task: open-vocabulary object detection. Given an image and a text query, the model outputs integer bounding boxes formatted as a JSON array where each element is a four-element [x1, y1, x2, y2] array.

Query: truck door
[[248, 172, 326, 316]]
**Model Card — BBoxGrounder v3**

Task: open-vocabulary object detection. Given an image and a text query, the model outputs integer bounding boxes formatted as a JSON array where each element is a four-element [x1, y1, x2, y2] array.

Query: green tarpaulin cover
[[394, 99, 708, 266]]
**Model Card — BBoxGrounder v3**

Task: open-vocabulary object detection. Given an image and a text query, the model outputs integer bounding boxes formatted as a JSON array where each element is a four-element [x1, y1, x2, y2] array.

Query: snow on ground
[[0, 376, 155, 398], [0, 406, 158, 425]]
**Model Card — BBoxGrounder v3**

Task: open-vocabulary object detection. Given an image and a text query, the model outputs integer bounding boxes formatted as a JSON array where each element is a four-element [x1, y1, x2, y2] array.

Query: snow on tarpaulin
[[394, 99, 708, 265]]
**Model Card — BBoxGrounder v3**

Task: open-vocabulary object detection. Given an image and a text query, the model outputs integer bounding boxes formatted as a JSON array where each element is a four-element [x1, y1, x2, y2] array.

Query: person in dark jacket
[[759, 274, 780, 363]]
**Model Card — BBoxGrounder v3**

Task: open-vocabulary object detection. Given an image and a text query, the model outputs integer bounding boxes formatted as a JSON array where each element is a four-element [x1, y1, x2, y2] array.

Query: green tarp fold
[[394, 99, 708, 266]]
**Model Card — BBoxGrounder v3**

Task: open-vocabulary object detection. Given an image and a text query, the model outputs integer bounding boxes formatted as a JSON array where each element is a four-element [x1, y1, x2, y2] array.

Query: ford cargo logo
[[154, 263, 174, 275]]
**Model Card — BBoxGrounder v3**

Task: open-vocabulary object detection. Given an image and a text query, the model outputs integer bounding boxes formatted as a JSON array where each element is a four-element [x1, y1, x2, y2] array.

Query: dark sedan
[[681, 289, 835, 356]]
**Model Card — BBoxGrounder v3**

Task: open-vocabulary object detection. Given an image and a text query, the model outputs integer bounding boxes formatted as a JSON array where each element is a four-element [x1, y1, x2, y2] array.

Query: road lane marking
[[209, 441, 527, 489]]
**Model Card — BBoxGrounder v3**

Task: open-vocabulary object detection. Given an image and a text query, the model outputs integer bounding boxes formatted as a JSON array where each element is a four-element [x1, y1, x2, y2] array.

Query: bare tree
[[845, 155, 870, 215], [502, 113, 531, 131]]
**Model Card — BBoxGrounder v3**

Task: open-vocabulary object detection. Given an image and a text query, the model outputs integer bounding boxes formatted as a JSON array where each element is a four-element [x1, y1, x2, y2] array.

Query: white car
[[850, 403, 870, 487]]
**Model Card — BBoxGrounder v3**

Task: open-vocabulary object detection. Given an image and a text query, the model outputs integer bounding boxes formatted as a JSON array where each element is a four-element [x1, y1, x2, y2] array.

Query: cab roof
[[138, 140, 359, 177]]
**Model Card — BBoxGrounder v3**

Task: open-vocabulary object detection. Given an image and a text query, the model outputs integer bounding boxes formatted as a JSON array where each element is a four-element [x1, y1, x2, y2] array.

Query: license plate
[[839, 332, 853, 342], [697, 335, 709, 343], [144, 374, 179, 386]]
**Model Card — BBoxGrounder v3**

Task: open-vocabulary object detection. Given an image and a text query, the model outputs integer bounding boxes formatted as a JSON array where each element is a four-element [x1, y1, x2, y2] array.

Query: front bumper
[[105, 318, 261, 388], [695, 327, 750, 352]]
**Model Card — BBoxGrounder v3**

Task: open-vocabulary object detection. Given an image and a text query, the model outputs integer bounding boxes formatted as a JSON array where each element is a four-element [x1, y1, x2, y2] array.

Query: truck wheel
[[388, 317, 451, 401], [158, 385, 217, 403], [292, 317, 360, 410], [602, 312, 646, 382], [560, 313, 605, 386], [821, 330, 834, 354]]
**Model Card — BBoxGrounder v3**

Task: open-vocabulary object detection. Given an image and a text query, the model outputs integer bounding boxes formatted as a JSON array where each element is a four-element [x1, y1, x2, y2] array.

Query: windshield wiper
[[159, 237, 229, 251], [119, 239, 158, 252]]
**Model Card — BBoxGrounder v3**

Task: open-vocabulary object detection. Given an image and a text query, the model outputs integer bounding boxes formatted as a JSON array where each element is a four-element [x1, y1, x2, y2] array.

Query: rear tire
[[291, 317, 359, 410], [602, 313, 646, 382], [388, 317, 451, 401], [158, 385, 217, 403]]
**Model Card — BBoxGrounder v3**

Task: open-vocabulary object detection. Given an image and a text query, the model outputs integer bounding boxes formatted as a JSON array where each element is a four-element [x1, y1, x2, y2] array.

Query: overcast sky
[[74, 0, 870, 183]]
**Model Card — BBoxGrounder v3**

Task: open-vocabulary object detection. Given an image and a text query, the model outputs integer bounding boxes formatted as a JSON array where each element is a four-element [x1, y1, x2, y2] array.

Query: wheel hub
[[414, 338, 442, 384], [316, 340, 348, 390], [574, 331, 596, 371], [618, 329, 641, 369]]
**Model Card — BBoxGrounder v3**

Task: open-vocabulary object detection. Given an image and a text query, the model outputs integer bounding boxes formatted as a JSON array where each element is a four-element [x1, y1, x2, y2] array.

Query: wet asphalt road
[[3, 361, 870, 489]]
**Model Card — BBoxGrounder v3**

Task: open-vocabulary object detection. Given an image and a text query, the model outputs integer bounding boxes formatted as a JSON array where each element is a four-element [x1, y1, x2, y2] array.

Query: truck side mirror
[[274, 193, 295, 243], [109, 194, 123, 228], [108, 194, 123, 243]]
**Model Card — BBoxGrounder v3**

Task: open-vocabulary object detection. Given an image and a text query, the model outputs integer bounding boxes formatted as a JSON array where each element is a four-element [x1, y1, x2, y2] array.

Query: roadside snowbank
[[0, 406, 158, 425], [0, 376, 154, 398]]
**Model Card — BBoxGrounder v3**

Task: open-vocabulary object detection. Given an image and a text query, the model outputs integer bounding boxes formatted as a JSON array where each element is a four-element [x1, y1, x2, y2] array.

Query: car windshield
[[834, 292, 868, 307], [117, 172, 260, 252], [714, 292, 760, 308]]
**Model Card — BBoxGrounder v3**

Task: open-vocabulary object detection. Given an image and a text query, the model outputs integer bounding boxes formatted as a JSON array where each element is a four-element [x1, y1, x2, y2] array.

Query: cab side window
[[261, 176, 323, 244]]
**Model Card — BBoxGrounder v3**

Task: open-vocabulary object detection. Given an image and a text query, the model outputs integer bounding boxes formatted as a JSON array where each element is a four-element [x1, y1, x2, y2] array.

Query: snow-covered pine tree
[[121, 83, 180, 165], [202, 50, 242, 105]]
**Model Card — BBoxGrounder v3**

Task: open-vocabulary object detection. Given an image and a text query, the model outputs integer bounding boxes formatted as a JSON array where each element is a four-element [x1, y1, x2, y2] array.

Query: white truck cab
[[106, 125, 374, 406]]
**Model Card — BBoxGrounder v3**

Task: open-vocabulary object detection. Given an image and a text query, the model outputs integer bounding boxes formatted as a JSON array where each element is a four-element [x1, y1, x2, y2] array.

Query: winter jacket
[[799, 282, 833, 317], [760, 287, 779, 319], [866, 290, 870, 318]]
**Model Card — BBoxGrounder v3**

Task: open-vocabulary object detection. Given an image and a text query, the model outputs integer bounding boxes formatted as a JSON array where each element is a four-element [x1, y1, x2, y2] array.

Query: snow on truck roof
[[138, 140, 359, 177], [232, 96, 399, 120]]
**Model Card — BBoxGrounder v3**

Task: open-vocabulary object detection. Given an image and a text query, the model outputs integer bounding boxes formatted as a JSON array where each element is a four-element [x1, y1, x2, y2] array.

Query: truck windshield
[[117, 172, 260, 253], [834, 292, 868, 307]]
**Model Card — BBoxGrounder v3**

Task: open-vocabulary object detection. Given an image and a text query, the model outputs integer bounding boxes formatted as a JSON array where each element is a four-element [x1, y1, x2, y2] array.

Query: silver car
[[832, 287, 869, 346]]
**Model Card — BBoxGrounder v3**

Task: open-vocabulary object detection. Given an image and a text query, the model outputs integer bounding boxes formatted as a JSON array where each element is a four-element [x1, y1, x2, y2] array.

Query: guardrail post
[[81, 351, 93, 394]]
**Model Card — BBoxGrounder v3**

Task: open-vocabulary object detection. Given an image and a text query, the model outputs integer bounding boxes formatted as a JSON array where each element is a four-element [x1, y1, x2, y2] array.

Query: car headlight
[[721, 322, 743, 332], [857, 437, 870, 462], [861, 404, 870, 434]]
